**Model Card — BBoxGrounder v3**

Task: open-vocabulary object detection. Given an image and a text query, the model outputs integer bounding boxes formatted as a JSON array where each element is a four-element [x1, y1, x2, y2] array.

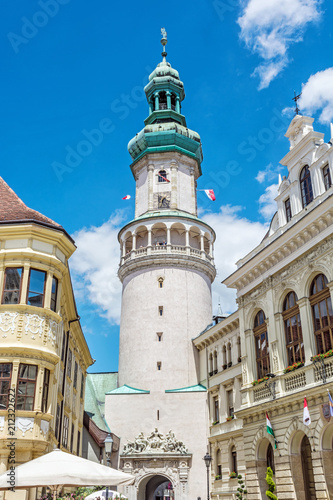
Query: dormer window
[[158, 170, 168, 183], [323, 165, 332, 191], [285, 198, 292, 223], [300, 166, 313, 208]]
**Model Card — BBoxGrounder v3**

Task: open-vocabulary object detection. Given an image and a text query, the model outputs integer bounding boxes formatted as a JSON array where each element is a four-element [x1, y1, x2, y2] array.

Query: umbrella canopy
[[85, 489, 127, 500], [0, 449, 134, 490]]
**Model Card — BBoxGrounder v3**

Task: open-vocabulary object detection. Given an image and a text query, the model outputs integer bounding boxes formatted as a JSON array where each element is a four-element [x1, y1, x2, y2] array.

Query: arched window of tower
[[158, 170, 168, 183]]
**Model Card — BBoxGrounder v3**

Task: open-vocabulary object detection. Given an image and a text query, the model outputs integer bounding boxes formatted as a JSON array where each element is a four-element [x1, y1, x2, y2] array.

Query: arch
[[203, 231, 211, 254], [301, 266, 333, 298], [213, 350, 218, 372], [151, 222, 167, 246], [283, 291, 304, 365], [137, 473, 174, 500], [253, 310, 270, 379], [230, 445, 237, 474], [188, 225, 201, 250], [124, 231, 133, 253], [321, 423, 333, 498], [309, 273, 333, 354], [158, 91, 167, 110], [170, 222, 186, 246], [300, 165, 313, 208], [209, 352, 213, 373], [252, 426, 275, 460], [222, 345, 227, 368], [135, 225, 149, 248], [227, 342, 232, 367], [215, 448, 222, 477], [158, 169, 168, 183]]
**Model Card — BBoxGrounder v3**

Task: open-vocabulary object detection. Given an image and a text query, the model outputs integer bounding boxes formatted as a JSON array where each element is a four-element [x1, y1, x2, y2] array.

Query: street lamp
[[203, 452, 212, 500], [104, 433, 113, 500]]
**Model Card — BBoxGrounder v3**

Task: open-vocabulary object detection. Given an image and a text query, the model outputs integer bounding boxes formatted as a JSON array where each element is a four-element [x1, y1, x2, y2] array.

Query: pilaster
[[170, 162, 178, 209]]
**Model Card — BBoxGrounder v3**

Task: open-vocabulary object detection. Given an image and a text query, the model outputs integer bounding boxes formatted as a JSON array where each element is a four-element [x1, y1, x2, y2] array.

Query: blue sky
[[1, 0, 333, 372]]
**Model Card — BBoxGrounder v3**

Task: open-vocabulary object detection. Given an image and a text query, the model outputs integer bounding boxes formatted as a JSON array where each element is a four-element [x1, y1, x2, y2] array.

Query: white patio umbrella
[[0, 449, 134, 499], [85, 489, 127, 500]]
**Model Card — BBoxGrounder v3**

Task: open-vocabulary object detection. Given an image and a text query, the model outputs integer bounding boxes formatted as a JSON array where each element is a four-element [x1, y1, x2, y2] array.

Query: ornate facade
[[0, 178, 93, 499], [194, 115, 333, 499]]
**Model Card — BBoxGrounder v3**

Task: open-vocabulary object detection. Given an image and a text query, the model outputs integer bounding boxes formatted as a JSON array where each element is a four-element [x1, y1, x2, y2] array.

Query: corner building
[[105, 37, 216, 500]]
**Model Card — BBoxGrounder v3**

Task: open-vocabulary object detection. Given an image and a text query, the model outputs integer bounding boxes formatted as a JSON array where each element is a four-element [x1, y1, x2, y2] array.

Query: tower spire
[[161, 27, 167, 62]]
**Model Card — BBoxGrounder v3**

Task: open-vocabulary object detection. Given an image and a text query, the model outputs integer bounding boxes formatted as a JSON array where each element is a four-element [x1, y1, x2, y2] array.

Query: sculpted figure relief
[[122, 428, 188, 455]]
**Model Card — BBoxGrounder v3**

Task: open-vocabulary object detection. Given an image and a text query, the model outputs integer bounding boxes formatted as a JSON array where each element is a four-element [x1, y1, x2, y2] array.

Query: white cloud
[[256, 163, 282, 184], [70, 211, 126, 325], [258, 183, 279, 219], [299, 67, 333, 124], [238, 0, 322, 88], [202, 205, 268, 315]]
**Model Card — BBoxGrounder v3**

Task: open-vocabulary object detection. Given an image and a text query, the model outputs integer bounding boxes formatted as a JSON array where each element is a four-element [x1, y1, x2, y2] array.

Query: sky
[[1, 0, 333, 372]]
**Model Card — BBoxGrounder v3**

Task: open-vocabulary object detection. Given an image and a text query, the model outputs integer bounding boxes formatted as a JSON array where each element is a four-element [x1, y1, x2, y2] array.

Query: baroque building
[[105, 32, 216, 500], [0, 177, 93, 499], [194, 114, 333, 499]]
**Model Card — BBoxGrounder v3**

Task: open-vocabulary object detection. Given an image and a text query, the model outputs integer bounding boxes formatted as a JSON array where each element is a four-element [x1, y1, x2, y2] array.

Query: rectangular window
[[62, 415, 69, 448], [41, 368, 50, 413], [16, 364, 37, 411], [67, 349, 72, 378], [214, 396, 219, 423], [158, 306, 163, 316], [0, 364, 12, 410], [2, 268, 23, 304], [157, 362, 162, 371], [323, 165, 332, 191], [285, 198, 292, 223], [27, 269, 46, 307], [61, 332, 66, 363], [157, 332, 163, 342], [73, 362, 78, 389], [70, 423, 74, 452], [157, 410, 159, 420], [77, 430, 81, 456], [50, 277, 58, 312], [227, 390, 234, 417], [55, 403, 61, 440], [80, 373, 84, 399]]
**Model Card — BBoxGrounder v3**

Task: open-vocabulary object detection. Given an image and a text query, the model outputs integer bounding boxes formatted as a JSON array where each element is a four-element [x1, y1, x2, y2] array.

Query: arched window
[[213, 351, 217, 373], [323, 165, 332, 191], [254, 310, 270, 379], [171, 93, 176, 111], [158, 170, 168, 183], [300, 166, 313, 208], [310, 274, 333, 354], [159, 91, 167, 110], [209, 353, 213, 374], [283, 291, 304, 365], [222, 345, 227, 369], [237, 336, 241, 363], [216, 449, 222, 478], [227, 343, 232, 368], [231, 446, 237, 474], [267, 443, 275, 474]]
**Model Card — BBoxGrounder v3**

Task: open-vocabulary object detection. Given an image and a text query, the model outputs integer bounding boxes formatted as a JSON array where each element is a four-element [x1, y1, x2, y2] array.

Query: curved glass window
[[254, 310, 270, 379], [310, 274, 333, 354], [283, 291, 304, 365], [300, 166, 313, 208]]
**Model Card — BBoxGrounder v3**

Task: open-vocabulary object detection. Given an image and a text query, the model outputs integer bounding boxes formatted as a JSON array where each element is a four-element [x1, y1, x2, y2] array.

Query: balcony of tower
[[118, 215, 216, 283]]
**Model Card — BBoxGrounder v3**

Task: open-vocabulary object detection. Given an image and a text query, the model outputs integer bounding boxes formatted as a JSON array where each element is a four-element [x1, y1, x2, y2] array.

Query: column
[[44, 271, 53, 310], [170, 162, 178, 209], [166, 91, 171, 109], [35, 365, 45, 411], [166, 227, 171, 254], [200, 234, 205, 258], [148, 165, 154, 211], [154, 92, 159, 111], [175, 95, 180, 113], [148, 98, 153, 115], [297, 297, 315, 363], [20, 264, 30, 304], [131, 234, 136, 253], [189, 167, 196, 215], [209, 240, 213, 257], [0, 266, 4, 299], [185, 229, 190, 255], [147, 228, 152, 256], [244, 329, 255, 385], [273, 312, 287, 374]]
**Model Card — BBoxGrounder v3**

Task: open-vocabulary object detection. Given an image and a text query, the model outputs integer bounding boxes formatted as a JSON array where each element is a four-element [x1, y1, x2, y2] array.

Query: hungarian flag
[[204, 189, 216, 201], [266, 412, 277, 448], [328, 391, 333, 417], [303, 397, 311, 426], [122, 195, 131, 200]]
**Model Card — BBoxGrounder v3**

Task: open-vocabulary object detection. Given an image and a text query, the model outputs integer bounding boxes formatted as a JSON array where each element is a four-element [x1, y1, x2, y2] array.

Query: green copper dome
[[148, 60, 180, 81]]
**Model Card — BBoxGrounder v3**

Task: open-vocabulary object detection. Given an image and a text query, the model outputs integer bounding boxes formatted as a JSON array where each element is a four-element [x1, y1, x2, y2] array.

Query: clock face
[[154, 192, 171, 209]]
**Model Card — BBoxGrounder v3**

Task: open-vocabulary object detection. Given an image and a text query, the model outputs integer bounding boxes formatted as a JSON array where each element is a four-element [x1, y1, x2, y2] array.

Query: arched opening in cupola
[[159, 91, 167, 110]]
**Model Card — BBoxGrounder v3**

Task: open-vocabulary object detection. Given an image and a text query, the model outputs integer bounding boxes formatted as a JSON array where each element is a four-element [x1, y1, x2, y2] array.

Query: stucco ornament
[[0, 416, 5, 432], [15, 417, 34, 436], [122, 428, 188, 455], [40, 419, 49, 437], [0, 312, 18, 335]]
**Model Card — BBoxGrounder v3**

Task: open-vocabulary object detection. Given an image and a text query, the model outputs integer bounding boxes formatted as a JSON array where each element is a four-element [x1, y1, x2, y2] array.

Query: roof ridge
[[0, 176, 61, 228]]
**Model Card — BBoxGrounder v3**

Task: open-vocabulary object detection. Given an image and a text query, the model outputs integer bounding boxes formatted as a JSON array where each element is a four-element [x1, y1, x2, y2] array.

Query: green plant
[[266, 467, 278, 500], [215, 474, 222, 480], [229, 471, 238, 478], [283, 361, 304, 373], [251, 376, 269, 386], [235, 473, 247, 499], [226, 415, 234, 421], [311, 349, 333, 362], [212, 420, 219, 425]]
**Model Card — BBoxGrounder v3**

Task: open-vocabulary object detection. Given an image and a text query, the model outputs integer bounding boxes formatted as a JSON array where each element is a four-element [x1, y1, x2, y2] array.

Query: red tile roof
[[0, 176, 62, 229]]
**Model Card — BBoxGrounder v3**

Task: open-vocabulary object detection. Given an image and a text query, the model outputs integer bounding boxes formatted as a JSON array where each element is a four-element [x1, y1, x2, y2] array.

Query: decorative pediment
[[315, 142, 330, 160], [122, 429, 189, 455]]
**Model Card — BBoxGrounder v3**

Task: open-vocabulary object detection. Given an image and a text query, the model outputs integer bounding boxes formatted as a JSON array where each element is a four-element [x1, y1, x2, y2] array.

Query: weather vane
[[161, 27, 167, 61], [292, 90, 302, 115]]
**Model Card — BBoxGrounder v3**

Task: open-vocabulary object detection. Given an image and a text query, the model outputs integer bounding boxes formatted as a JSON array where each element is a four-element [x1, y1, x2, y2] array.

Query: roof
[[165, 384, 207, 393], [106, 384, 150, 395], [84, 372, 118, 431], [0, 176, 61, 228]]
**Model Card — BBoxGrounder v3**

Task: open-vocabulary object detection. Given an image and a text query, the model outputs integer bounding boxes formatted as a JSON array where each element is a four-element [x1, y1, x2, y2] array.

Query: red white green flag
[[266, 412, 277, 448], [303, 397, 311, 426]]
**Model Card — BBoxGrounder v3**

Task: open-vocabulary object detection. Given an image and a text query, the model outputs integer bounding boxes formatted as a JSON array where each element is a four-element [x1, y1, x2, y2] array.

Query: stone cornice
[[193, 311, 239, 350]]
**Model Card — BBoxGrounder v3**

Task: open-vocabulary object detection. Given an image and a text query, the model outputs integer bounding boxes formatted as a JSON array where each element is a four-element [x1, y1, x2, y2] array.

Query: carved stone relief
[[122, 429, 188, 455], [15, 417, 34, 437]]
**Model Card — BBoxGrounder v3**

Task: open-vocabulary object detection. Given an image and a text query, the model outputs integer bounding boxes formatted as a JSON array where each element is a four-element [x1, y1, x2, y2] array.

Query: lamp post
[[203, 452, 212, 500], [104, 433, 113, 500]]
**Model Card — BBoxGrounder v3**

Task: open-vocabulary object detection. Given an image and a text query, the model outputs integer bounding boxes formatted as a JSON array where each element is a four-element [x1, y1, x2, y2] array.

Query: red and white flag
[[204, 189, 216, 201], [122, 195, 131, 200], [303, 397, 311, 426]]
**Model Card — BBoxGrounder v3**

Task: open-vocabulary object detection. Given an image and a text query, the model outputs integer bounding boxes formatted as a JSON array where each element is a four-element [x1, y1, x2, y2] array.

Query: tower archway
[[138, 474, 173, 500]]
